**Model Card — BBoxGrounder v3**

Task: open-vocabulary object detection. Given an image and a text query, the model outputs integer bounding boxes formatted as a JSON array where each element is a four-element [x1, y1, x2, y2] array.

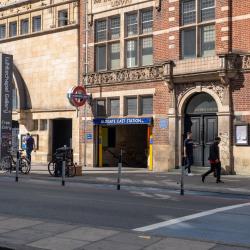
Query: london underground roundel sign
[[67, 86, 88, 107]]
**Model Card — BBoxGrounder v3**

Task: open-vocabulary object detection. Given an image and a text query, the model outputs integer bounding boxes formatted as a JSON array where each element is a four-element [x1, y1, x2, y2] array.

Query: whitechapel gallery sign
[[0, 53, 13, 159], [93, 0, 132, 8]]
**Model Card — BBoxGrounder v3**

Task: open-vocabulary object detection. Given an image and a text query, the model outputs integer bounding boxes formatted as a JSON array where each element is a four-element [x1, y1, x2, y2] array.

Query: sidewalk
[[14, 163, 250, 196], [0, 213, 249, 250]]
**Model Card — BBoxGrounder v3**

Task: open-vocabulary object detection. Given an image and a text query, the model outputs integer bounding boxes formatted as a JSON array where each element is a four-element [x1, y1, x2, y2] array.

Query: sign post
[[0, 53, 13, 160]]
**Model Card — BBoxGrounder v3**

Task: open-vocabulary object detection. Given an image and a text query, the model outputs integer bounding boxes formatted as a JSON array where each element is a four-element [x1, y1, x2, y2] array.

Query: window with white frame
[[95, 16, 120, 71], [181, 0, 215, 58], [125, 9, 153, 67], [32, 15, 41, 32], [58, 9, 68, 27], [0, 24, 6, 39]]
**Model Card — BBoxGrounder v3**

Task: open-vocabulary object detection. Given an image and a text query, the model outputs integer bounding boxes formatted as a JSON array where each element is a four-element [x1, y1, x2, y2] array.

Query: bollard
[[117, 149, 123, 190], [62, 145, 66, 186], [180, 159, 185, 196], [15, 151, 19, 182]]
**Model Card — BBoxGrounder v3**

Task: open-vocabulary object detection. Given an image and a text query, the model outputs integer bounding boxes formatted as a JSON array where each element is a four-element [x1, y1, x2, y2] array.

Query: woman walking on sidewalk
[[184, 132, 194, 176], [202, 136, 224, 183]]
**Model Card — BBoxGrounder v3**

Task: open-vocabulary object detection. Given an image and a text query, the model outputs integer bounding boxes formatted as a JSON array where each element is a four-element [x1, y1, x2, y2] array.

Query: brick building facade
[[79, 0, 250, 174]]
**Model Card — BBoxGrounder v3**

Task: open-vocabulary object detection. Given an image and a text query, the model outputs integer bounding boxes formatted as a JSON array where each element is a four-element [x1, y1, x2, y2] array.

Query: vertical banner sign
[[0, 53, 13, 159]]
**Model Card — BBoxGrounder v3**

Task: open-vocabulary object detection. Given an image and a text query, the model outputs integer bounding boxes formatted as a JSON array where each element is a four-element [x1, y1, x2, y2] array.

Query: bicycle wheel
[[20, 157, 30, 174], [48, 161, 56, 177], [66, 164, 76, 177], [0, 156, 11, 173]]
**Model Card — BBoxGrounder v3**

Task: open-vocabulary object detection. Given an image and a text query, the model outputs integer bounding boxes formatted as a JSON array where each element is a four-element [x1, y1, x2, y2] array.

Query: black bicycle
[[0, 150, 31, 174], [48, 148, 76, 177]]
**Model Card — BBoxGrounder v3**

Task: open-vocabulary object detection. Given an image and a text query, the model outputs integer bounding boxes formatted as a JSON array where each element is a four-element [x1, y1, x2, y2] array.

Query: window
[[9, 21, 17, 37], [32, 16, 41, 32], [126, 97, 137, 115], [33, 120, 38, 131], [140, 96, 153, 115], [125, 9, 153, 67], [181, 0, 215, 58], [40, 119, 47, 131], [0, 24, 6, 39], [58, 10, 68, 27], [95, 16, 120, 71], [110, 99, 120, 116], [96, 100, 106, 116], [20, 19, 29, 35]]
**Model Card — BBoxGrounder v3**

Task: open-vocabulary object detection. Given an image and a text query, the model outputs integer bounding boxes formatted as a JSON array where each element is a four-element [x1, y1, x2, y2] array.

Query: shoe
[[187, 173, 194, 176], [202, 175, 205, 183], [216, 180, 224, 183]]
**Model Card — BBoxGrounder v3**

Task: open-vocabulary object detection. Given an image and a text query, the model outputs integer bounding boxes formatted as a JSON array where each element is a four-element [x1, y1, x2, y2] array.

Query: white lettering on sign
[[93, 0, 132, 7]]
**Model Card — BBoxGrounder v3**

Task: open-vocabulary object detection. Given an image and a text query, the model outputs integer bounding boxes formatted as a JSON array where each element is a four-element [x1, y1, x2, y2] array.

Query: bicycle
[[48, 148, 76, 177], [0, 150, 31, 174]]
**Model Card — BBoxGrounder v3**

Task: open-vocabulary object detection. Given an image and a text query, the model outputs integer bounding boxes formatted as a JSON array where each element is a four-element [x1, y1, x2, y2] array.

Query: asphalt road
[[0, 176, 250, 247]]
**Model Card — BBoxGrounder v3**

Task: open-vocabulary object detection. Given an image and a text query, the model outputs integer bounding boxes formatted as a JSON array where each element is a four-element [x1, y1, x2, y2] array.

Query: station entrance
[[96, 124, 152, 168]]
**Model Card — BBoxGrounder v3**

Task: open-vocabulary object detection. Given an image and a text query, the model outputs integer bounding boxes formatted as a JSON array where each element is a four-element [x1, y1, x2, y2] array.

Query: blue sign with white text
[[93, 117, 152, 125]]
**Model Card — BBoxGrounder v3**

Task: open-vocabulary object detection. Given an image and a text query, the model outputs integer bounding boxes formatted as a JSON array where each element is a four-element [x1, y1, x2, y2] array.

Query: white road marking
[[134, 202, 250, 232]]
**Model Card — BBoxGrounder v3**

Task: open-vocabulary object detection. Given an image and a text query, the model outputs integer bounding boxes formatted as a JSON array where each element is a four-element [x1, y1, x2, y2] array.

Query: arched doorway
[[184, 93, 218, 167]]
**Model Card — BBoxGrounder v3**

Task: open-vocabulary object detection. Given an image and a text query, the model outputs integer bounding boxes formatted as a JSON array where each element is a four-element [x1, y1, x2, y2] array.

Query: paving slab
[[143, 238, 216, 250], [56, 226, 118, 242], [107, 232, 160, 247], [211, 245, 250, 250], [30, 222, 77, 234], [0, 218, 42, 230], [28, 236, 89, 250], [83, 239, 143, 250]]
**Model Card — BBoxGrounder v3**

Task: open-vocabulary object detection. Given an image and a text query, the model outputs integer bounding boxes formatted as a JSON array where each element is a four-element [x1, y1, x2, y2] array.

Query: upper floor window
[[181, 0, 215, 59], [32, 15, 41, 32], [20, 19, 29, 35], [125, 9, 153, 67], [0, 24, 6, 39], [9, 21, 17, 37], [95, 16, 120, 71], [58, 9, 68, 27]]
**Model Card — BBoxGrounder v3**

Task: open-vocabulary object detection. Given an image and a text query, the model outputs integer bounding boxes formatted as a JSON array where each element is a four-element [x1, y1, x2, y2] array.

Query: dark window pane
[[182, 0, 196, 25], [20, 19, 29, 35], [110, 43, 120, 69], [201, 25, 215, 56], [110, 17, 120, 39], [201, 0, 215, 21], [110, 99, 120, 116], [32, 16, 41, 32], [127, 97, 137, 115], [108, 127, 116, 147], [58, 10, 68, 27], [9, 22, 17, 37], [96, 45, 106, 71], [0, 24, 6, 39], [142, 10, 153, 33], [141, 96, 153, 115], [127, 13, 137, 36], [96, 20, 107, 42], [97, 100, 106, 116], [141, 37, 153, 66], [182, 28, 196, 58], [126, 40, 137, 68]]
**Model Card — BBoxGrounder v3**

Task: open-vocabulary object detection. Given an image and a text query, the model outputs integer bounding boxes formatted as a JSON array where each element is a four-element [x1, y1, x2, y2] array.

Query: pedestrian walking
[[184, 132, 194, 176], [202, 136, 224, 183], [25, 133, 35, 163]]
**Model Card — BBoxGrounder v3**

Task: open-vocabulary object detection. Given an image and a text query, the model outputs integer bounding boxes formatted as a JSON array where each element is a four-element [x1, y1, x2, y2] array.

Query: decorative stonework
[[86, 62, 173, 86], [176, 81, 225, 104], [242, 55, 250, 69]]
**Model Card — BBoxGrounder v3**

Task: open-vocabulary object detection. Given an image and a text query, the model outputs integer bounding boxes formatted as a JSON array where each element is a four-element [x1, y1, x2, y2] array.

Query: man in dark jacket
[[202, 136, 223, 183], [184, 132, 194, 176], [25, 133, 35, 163]]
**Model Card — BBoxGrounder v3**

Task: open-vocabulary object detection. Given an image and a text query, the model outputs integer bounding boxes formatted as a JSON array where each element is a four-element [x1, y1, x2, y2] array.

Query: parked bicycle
[[48, 147, 76, 177], [0, 149, 31, 174]]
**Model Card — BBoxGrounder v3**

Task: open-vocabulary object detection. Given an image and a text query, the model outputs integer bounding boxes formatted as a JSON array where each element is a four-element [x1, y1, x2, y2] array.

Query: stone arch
[[12, 64, 32, 110], [177, 87, 225, 116]]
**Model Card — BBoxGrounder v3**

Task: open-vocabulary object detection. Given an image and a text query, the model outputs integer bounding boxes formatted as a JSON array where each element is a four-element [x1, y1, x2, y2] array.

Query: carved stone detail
[[242, 55, 250, 69], [86, 62, 173, 86]]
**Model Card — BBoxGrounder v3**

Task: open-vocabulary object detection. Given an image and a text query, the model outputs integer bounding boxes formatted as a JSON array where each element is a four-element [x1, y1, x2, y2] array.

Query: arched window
[[185, 93, 218, 114]]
